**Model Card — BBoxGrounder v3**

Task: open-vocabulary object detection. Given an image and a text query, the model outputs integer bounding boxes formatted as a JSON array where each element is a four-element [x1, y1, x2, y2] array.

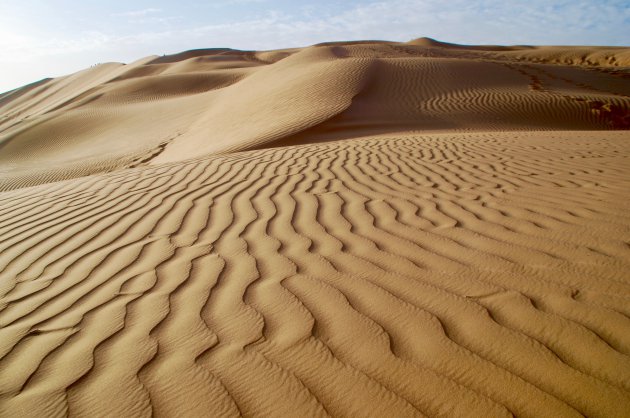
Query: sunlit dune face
[[1, 38, 629, 417]]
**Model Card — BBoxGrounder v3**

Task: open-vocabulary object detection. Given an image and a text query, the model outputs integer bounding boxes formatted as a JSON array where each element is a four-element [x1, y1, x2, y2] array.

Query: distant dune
[[1, 39, 629, 417]]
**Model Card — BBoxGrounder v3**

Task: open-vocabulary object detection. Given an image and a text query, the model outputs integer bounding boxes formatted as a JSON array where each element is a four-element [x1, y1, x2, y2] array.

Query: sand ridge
[[1, 39, 630, 417], [1, 40, 629, 190]]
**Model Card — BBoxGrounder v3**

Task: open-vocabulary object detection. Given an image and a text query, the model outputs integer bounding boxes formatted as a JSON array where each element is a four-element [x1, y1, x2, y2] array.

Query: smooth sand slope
[[1, 39, 630, 417], [1, 39, 629, 189]]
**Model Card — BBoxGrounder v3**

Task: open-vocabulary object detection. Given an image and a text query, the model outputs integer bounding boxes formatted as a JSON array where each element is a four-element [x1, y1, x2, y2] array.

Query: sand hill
[[1, 39, 629, 417]]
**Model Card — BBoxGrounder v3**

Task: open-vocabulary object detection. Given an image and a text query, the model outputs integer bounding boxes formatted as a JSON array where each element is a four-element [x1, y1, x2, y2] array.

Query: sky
[[0, 0, 629, 93]]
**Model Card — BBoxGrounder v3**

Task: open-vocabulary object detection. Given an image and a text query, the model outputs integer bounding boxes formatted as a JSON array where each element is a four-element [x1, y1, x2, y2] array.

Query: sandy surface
[[1, 39, 629, 417]]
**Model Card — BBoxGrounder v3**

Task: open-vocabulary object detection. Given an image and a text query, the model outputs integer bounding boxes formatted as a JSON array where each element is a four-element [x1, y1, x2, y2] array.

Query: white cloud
[[112, 8, 163, 18], [0, 31, 112, 62], [223, 0, 268, 3]]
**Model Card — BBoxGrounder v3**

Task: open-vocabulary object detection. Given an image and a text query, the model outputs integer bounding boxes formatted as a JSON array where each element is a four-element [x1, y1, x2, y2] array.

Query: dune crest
[[1, 39, 630, 417], [1, 38, 629, 189]]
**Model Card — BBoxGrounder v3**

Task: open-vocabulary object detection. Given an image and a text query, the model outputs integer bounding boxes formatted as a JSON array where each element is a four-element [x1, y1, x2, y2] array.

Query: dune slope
[[1, 39, 630, 417], [1, 40, 629, 189]]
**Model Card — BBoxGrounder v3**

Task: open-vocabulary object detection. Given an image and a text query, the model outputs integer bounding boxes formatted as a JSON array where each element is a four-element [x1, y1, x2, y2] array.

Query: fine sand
[[1, 38, 629, 417]]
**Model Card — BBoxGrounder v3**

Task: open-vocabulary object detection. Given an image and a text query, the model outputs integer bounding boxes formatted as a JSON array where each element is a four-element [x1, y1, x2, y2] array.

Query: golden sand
[[1, 39, 629, 417]]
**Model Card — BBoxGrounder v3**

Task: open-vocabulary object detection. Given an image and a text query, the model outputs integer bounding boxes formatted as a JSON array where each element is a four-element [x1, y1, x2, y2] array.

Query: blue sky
[[1, 0, 629, 93]]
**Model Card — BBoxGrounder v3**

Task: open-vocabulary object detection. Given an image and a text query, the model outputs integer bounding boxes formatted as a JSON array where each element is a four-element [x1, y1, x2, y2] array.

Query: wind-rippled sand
[[1, 38, 629, 417]]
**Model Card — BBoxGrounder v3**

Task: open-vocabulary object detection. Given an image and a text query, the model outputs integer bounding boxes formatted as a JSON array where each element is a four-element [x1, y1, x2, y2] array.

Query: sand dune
[[1, 39, 630, 417], [1, 39, 629, 189]]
